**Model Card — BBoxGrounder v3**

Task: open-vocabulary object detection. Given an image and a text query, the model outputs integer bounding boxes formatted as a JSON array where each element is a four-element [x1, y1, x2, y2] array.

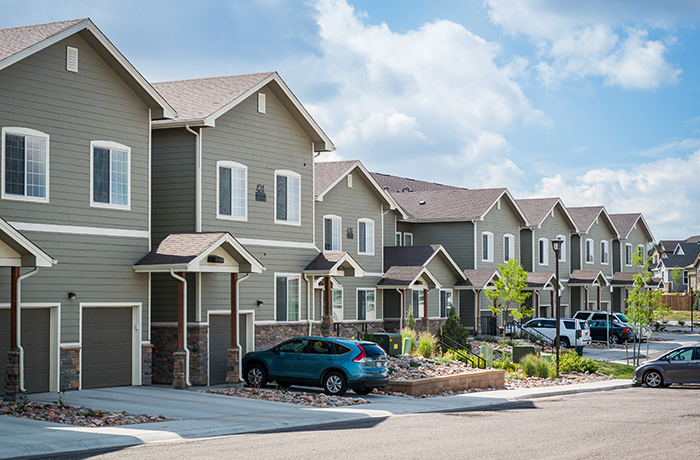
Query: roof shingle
[[135, 232, 227, 266], [314, 161, 357, 197], [0, 19, 85, 63], [391, 188, 506, 221]]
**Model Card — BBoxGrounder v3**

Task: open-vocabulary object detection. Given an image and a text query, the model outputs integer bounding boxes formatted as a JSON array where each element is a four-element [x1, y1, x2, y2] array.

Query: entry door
[[0, 308, 50, 393]]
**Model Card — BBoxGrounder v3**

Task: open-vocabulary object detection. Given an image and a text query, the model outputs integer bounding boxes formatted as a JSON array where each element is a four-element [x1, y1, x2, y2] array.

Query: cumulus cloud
[[532, 149, 700, 239], [306, 0, 544, 186], [486, 0, 681, 89]]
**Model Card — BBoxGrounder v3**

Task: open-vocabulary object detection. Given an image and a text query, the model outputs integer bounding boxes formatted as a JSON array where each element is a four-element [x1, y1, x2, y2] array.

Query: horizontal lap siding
[[0, 34, 149, 230], [582, 219, 617, 278], [383, 289, 402, 319], [412, 222, 473, 270], [621, 226, 651, 275], [383, 211, 398, 247], [477, 201, 522, 271], [327, 276, 383, 321], [533, 206, 574, 277], [426, 255, 460, 317]]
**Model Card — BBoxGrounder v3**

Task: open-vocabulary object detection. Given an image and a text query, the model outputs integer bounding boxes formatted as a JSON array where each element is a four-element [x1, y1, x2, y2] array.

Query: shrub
[[361, 333, 376, 343], [441, 314, 470, 347], [406, 311, 416, 329], [498, 338, 515, 347], [418, 331, 437, 358], [559, 350, 599, 373], [492, 356, 519, 372], [520, 354, 551, 378], [400, 328, 417, 354], [678, 319, 686, 326], [444, 348, 473, 364], [480, 335, 498, 343]]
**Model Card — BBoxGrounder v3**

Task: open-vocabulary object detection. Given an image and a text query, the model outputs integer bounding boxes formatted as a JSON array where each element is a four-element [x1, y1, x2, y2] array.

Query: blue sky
[[2, 0, 700, 240]]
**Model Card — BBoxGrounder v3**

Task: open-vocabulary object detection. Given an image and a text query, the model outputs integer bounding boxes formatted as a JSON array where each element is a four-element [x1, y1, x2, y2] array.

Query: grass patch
[[596, 361, 635, 379]]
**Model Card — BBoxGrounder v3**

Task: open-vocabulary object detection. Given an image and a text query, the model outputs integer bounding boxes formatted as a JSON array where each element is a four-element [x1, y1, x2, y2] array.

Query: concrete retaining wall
[[383, 369, 505, 396]]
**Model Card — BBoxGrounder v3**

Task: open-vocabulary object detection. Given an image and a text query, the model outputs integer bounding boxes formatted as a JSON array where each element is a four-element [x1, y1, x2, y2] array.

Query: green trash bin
[[512, 345, 536, 363], [372, 333, 402, 356]]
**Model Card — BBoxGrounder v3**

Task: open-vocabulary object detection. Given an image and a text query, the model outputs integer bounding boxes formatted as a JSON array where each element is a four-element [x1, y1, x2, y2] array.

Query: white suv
[[520, 318, 592, 349], [573, 311, 651, 340]]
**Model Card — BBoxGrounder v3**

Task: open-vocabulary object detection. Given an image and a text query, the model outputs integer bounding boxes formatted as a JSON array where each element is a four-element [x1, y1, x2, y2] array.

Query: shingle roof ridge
[[370, 171, 466, 192], [0, 18, 86, 33], [0, 18, 87, 63], [153, 71, 275, 86]]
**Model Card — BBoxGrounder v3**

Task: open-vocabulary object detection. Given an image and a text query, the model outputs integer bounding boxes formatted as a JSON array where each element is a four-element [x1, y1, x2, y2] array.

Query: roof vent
[[419, 200, 426, 205], [258, 93, 266, 114], [66, 46, 78, 72]]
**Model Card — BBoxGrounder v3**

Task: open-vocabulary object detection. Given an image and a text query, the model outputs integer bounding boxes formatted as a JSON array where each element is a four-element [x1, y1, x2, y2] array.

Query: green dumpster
[[512, 345, 536, 363], [372, 333, 402, 356]]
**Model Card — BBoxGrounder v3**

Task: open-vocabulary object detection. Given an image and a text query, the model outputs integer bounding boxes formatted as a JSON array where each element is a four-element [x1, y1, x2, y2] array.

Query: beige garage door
[[209, 314, 248, 385], [0, 308, 50, 393], [82, 307, 132, 389]]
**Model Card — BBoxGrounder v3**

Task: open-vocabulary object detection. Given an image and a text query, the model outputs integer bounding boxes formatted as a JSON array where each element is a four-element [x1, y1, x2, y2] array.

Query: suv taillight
[[353, 344, 367, 363], [578, 330, 582, 338], [623, 328, 631, 334]]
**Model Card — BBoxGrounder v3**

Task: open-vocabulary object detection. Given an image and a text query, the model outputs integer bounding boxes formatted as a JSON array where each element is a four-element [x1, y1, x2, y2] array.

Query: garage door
[[0, 308, 51, 393], [209, 314, 248, 385], [82, 307, 132, 389]]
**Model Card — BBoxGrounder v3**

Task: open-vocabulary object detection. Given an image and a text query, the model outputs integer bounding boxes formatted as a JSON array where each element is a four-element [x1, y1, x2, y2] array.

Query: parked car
[[633, 345, 700, 388], [573, 311, 650, 341], [241, 336, 389, 396], [587, 320, 633, 344], [519, 318, 591, 349]]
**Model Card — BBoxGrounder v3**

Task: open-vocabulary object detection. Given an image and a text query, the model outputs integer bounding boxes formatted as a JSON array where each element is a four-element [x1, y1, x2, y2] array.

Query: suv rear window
[[360, 343, 387, 357], [563, 320, 575, 330]]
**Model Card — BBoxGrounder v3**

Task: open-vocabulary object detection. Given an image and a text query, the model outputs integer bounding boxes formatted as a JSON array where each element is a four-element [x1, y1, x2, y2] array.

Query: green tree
[[670, 266, 683, 290], [627, 250, 671, 365], [485, 259, 531, 339]]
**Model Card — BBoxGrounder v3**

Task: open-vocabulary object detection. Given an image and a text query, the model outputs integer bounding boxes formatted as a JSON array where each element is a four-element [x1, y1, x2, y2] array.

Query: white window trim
[[503, 234, 514, 262], [395, 232, 402, 246], [411, 288, 425, 318], [601, 240, 609, 265], [439, 289, 453, 318], [90, 140, 131, 210], [482, 231, 494, 262], [585, 238, 594, 264], [274, 169, 301, 226], [216, 160, 248, 221], [322, 287, 344, 322], [556, 234, 567, 262], [625, 243, 633, 266], [357, 218, 375, 255], [404, 232, 413, 246], [538, 238, 549, 266], [357, 288, 376, 321], [274, 273, 301, 322], [1, 127, 50, 203], [323, 214, 342, 252]]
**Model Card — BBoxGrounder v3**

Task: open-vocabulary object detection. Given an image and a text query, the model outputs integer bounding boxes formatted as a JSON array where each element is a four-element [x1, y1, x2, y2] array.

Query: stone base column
[[321, 315, 334, 337], [4, 349, 20, 398], [173, 351, 187, 389], [60, 346, 80, 391], [419, 318, 429, 332], [142, 344, 153, 386], [226, 348, 240, 384]]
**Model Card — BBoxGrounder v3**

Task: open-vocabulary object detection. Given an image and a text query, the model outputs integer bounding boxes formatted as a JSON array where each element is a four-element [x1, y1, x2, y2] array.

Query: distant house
[[653, 242, 700, 293]]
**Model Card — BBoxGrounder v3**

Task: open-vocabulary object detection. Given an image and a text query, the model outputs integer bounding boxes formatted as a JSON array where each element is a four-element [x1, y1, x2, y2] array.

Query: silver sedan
[[633, 345, 700, 388]]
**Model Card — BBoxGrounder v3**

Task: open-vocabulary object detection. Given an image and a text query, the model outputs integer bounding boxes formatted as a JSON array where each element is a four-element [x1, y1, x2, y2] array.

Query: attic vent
[[347, 174, 353, 187], [258, 93, 266, 114], [419, 200, 426, 205], [66, 46, 78, 72]]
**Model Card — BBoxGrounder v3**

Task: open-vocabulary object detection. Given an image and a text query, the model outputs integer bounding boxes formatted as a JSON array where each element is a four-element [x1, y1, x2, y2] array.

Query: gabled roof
[[516, 197, 578, 231], [133, 232, 264, 274], [610, 271, 662, 287], [525, 272, 562, 290], [568, 269, 610, 286], [567, 206, 619, 238], [370, 172, 464, 193], [314, 160, 407, 218], [390, 188, 528, 225], [0, 19, 175, 119], [609, 213, 654, 241], [658, 243, 700, 270], [455, 269, 500, 289], [686, 235, 700, 243], [152, 72, 334, 152], [378, 245, 465, 289], [304, 252, 364, 277], [0, 217, 56, 268]]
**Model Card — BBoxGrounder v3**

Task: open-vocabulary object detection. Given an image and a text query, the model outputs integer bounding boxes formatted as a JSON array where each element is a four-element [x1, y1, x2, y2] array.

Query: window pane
[[276, 277, 287, 321], [505, 237, 510, 261], [483, 234, 488, 260], [396, 233, 401, 246], [110, 149, 128, 206], [404, 234, 412, 246], [5, 134, 25, 196], [412, 291, 419, 318], [359, 222, 366, 253], [93, 147, 110, 203], [288, 278, 299, 321], [358, 290, 366, 320], [366, 221, 374, 253], [366, 290, 375, 320], [219, 167, 232, 215], [332, 290, 343, 321], [276, 175, 287, 221], [332, 218, 340, 251], [25, 135, 46, 198], [324, 218, 333, 251], [231, 167, 246, 218], [288, 175, 300, 222]]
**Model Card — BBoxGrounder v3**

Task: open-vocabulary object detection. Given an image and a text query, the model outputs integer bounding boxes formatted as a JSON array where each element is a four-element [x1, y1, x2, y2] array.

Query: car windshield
[[616, 314, 631, 322]]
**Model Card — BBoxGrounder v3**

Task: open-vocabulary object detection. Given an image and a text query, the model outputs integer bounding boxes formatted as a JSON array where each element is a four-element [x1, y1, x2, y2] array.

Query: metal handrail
[[334, 322, 361, 338], [437, 334, 487, 369]]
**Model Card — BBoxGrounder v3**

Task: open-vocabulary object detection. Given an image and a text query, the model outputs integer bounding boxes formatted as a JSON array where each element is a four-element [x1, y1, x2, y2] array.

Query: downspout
[[313, 150, 321, 247], [472, 220, 478, 270], [170, 269, 190, 387], [185, 125, 202, 232], [396, 288, 404, 329], [17, 268, 39, 393], [305, 275, 314, 335], [236, 273, 251, 381]]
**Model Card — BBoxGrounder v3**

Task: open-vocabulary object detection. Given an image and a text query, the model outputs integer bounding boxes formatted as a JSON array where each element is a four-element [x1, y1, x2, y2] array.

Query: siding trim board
[[9, 221, 149, 239]]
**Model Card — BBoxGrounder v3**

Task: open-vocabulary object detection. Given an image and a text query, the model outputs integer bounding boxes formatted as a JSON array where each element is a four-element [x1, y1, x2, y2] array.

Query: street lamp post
[[552, 238, 564, 378]]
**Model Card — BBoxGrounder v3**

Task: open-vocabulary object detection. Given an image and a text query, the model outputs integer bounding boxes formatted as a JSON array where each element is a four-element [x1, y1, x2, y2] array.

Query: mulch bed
[[198, 388, 370, 407]]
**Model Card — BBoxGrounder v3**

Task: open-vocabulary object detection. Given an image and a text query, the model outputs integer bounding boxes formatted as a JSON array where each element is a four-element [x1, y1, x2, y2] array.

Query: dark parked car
[[241, 336, 388, 396], [633, 346, 700, 388], [588, 320, 633, 344]]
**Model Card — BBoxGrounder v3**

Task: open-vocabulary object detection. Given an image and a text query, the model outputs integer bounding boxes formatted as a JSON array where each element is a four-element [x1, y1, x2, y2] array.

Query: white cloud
[[304, 0, 544, 186], [532, 150, 700, 239], [486, 0, 682, 89]]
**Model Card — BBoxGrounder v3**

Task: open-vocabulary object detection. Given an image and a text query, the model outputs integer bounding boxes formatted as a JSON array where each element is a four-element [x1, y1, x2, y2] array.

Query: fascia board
[[0, 219, 56, 267], [132, 264, 190, 273], [189, 234, 265, 274], [425, 246, 466, 281], [411, 267, 442, 290], [315, 162, 359, 201], [151, 119, 212, 130]]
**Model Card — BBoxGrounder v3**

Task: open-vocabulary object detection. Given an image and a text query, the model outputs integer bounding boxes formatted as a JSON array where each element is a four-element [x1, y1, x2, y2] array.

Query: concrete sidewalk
[[0, 379, 631, 459]]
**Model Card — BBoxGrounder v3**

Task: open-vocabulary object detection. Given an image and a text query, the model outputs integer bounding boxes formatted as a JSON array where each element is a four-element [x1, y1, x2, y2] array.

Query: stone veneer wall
[[333, 321, 386, 339], [151, 325, 208, 385], [141, 344, 153, 386], [60, 346, 80, 391], [256, 322, 318, 350], [4, 350, 20, 397]]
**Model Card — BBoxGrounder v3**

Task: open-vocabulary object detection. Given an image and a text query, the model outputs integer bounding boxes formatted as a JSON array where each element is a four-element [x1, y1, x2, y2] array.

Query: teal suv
[[242, 336, 389, 396]]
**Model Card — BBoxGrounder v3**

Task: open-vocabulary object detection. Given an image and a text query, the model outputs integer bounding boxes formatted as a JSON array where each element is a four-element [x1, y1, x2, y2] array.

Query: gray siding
[[384, 210, 399, 247], [411, 221, 473, 269], [532, 204, 575, 278], [425, 254, 460, 318], [581, 217, 617, 278], [571, 235, 581, 271], [476, 200, 523, 271], [520, 229, 533, 271], [619, 225, 651, 275]]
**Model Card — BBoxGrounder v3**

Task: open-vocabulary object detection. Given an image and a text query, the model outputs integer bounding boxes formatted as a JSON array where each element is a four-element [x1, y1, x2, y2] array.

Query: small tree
[[670, 266, 683, 291], [485, 259, 531, 339], [627, 250, 671, 365]]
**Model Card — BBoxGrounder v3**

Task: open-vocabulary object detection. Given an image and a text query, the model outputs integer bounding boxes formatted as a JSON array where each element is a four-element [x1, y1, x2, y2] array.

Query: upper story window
[[324, 215, 341, 251], [625, 243, 633, 266], [404, 232, 413, 246], [586, 239, 594, 263], [395, 232, 402, 246], [482, 232, 494, 262], [2, 127, 49, 202], [275, 170, 300, 225], [91, 141, 130, 209], [538, 238, 549, 265], [275, 274, 300, 322], [683, 270, 688, 286], [504, 234, 514, 262], [217, 161, 247, 220], [600, 240, 609, 264], [556, 235, 567, 262], [358, 218, 374, 255]]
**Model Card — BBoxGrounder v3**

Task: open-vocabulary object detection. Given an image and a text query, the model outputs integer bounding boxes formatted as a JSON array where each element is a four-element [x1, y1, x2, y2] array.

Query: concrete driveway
[[582, 330, 700, 363]]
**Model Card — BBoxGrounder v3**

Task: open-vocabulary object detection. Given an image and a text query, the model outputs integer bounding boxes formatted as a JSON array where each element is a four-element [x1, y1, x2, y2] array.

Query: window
[[322, 289, 343, 321], [358, 219, 374, 255], [412, 290, 424, 318], [482, 232, 494, 262], [91, 141, 130, 208], [217, 161, 247, 220], [323, 215, 341, 251], [556, 235, 566, 261], [440, 290, 453, 318], [2, 127, 49, 202], [503, 234, 514, 262], [275, 275, 300, 322], [586, 239, 594, 263], [600, 240, 609, 264], [395, 232, 402, 246], [538, 238, 549, 265], [357, 288, 376, 321], [683, 270, 688, 286], [404, 233, 413, 246], [625, 243, 633, 266], [275, 170, 300, 224], [637, 245, 645, 267]]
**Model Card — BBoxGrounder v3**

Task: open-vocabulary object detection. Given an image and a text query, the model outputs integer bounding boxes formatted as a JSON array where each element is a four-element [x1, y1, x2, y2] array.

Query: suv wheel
[[609, 335, 620, 345], [560, 337, 570, 348], [323, 371, 347, 396]]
